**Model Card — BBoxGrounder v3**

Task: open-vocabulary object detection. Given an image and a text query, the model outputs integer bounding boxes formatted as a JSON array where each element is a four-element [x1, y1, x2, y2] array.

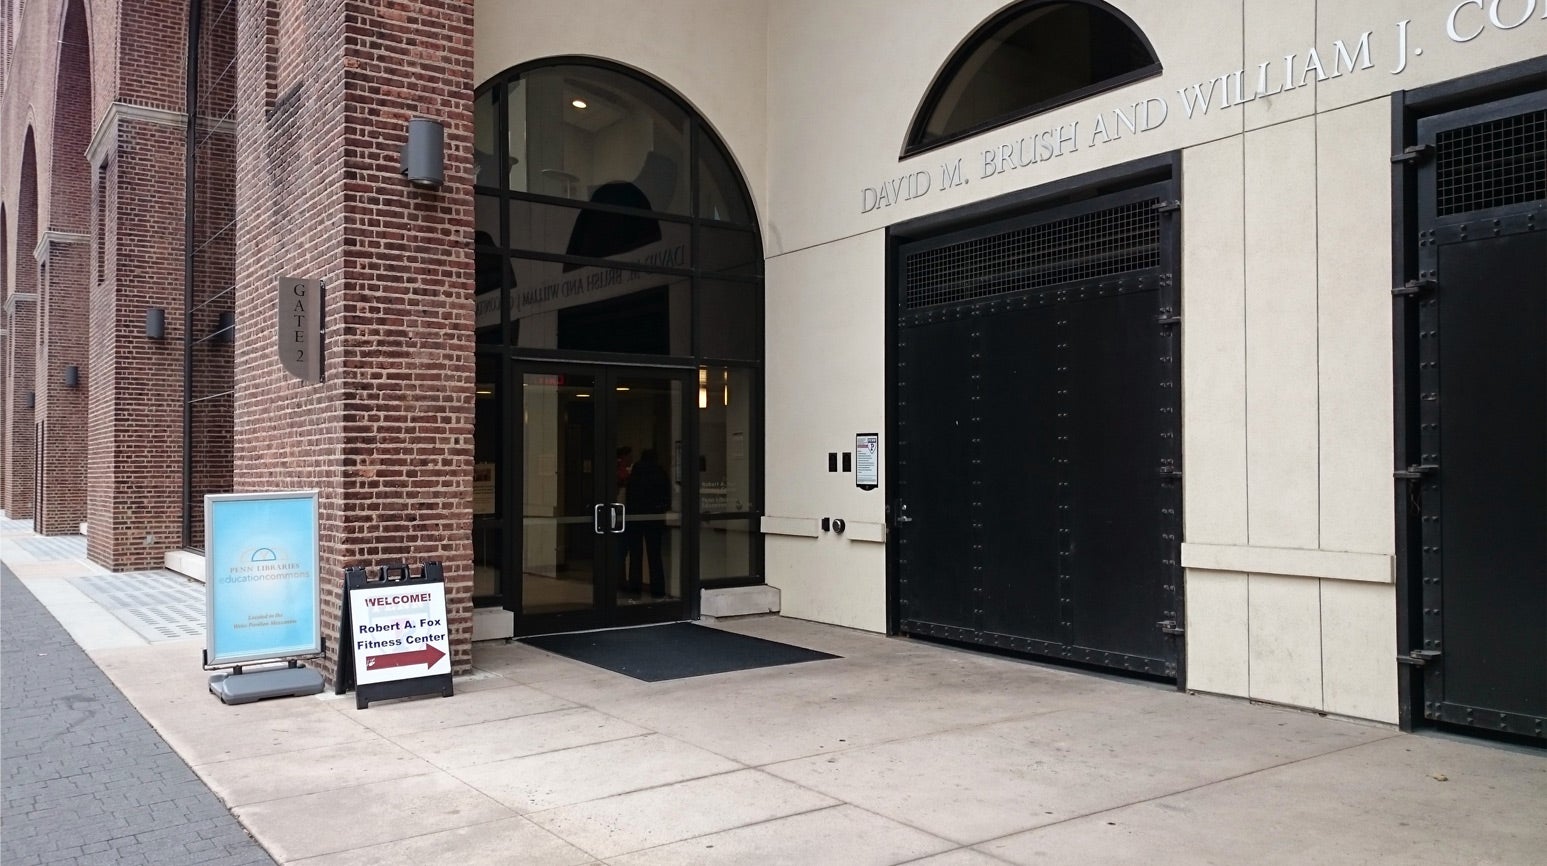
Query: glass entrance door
[[515, 364, 692, 634]]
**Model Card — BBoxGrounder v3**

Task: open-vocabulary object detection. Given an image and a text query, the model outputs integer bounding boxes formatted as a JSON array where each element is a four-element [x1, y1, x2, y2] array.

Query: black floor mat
[[521, 622, 839, 682]]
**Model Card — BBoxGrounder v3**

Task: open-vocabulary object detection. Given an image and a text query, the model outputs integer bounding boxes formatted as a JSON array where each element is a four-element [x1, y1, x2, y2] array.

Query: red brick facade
[[232, 0, 476, 681], [4, 131, 39, 520], [6, 0, 477, 678]]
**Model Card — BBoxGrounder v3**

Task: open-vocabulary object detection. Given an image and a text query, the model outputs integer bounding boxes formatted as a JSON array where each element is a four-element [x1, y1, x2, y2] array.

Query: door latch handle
[[610, 503, 627, 534], [593, 503, 606, 535]]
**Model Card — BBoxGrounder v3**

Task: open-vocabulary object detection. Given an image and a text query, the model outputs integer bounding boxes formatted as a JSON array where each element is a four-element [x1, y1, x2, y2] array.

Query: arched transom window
[[905, 0, 1161, 156]]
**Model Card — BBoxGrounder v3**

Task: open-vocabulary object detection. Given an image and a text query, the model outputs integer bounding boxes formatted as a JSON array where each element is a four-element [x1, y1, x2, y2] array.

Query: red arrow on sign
[[365, 643, 445, 671]]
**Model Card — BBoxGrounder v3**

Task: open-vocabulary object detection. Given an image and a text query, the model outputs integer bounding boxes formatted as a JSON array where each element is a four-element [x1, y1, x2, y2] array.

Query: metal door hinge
[[1391, 144, 1433, 164], [1157, 620, 1184, 635], [1394, 464, 1438, 480], [1392, 278, 1437, 297], [1152, 200, 1180, 214], [1397, 649, 1441, 667]]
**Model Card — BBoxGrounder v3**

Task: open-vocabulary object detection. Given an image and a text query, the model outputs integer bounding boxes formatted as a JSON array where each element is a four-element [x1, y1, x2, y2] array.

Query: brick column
[[34, 233, 89, 534], [234, 0, 475, 683], [85, 114, 188, 569], [4, 292, 36, 519]]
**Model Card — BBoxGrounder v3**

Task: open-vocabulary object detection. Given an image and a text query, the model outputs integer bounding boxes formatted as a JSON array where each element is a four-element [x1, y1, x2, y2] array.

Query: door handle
[[611, 503, 627, 534], [593, 503, 606, 535]]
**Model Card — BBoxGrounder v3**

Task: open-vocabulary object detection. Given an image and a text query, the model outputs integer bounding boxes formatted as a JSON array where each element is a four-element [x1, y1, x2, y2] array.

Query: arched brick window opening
[[903, 0, 1160, 156], [35, 0, 95, 535], [181, 0, 238, 549], [5, 131, 40, 519]]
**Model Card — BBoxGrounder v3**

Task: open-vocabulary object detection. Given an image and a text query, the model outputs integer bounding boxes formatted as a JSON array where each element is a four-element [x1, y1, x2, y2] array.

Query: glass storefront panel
[[697, 278, 763, 361], [473, 88, 498, 188], [697, 126, 754, 225], [514, 67, 691, 215], [475, 194, 501, 244], [473, 354, 505, 600], [697, 365, 755, 515], [613, 375, 686, 600], [698, 224, 760, 277], [509, 198, 690, 264], [699, 517, 758, 583], [473, 60, 766, 617], [521, 371, 600, 616], [508, 257, 690, 356]]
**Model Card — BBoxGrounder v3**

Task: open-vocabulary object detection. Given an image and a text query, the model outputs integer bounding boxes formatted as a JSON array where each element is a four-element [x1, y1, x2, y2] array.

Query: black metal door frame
[[506, 358, 698, 636], [885, 155, 1183, 683], [1398, 84, 1540, 742]]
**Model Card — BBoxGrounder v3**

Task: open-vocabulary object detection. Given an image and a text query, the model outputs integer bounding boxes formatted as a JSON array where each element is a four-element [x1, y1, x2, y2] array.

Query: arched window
[[471, 59, 765, 607], [472, 59, 761, 356], [904, 0, 1160, 156]]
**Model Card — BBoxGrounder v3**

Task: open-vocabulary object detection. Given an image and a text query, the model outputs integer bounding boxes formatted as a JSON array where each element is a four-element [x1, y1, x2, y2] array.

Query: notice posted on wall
[[348, 581, 452, 686], [855, 433, 879, 490]]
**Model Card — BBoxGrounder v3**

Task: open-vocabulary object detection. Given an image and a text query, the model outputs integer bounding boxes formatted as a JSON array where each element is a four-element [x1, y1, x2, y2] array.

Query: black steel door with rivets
[[893, 181, 1182, 679], [1409, 92, 1546, 739]]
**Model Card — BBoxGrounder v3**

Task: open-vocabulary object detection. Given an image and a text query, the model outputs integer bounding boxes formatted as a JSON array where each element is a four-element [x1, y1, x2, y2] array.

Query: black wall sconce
[[400, 117, 445, 190], [64, 365, 79, 388], [214, 310, 235, 345], [24, 390, 35, 409], [145, 307, 165, 340]]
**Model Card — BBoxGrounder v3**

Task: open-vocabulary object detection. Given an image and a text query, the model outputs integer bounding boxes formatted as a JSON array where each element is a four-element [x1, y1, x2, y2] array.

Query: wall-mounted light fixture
[[214, 310, 235, 345], [24, 390, 35, 409], [64, 365, 79, 388], [400, 117, 445, 190], [145, 307, 165, 340]]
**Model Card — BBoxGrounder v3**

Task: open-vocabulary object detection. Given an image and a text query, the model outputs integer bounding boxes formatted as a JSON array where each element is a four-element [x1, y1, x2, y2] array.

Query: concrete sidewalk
[[3, 517, 1544, 865]]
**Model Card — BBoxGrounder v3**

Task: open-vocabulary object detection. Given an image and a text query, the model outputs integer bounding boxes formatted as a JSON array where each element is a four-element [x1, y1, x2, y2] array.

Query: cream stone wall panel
[[763, 230, 887, 529], [1242, 0, 1318, 131], [1316, 97, 1396, 556], [1184, 569, 1250, 697], [1320, 579, 1399, 724], [1243, 117, 1320, 550], [1247, 573, 1324, 710], [766, 535, 887, 633], [1181, 136, 1248, 547], [473, 0, 768, 238], [766, 0, 1245, 256], [1316, 1, 1547, 113]]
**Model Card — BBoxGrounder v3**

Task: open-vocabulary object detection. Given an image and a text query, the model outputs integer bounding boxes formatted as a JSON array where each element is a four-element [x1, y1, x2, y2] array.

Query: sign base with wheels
[[208, 660, 325, 705]]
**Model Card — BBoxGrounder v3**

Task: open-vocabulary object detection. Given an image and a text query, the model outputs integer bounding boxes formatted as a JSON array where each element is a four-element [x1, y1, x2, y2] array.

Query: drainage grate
[[1436, 108, 1546, 216], [68, 571, 206, 642], [0, 515, 35, 533], [10, 534, 89, 560], [904, 198, 1160, 310]]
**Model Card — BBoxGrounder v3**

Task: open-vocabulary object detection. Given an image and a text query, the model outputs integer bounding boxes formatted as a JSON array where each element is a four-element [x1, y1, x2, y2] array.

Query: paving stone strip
[[2, 564, 276, 866]]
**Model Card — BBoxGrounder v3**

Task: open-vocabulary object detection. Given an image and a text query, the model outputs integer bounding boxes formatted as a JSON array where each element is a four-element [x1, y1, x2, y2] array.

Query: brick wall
[[234, 0, 476, 683], [86, 155, 117, 562], [35, 240, 88, 533], [4, 132, 39, 519], [92, 118, 189, 567], [33, 0, 93, 534]]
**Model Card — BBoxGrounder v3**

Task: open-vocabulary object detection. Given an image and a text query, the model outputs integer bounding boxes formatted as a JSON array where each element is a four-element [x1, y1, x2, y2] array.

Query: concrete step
[[700, 584, 780, 618]]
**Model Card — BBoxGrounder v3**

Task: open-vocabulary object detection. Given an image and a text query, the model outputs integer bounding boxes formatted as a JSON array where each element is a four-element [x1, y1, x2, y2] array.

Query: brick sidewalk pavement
[[2, 563, 275, 866]]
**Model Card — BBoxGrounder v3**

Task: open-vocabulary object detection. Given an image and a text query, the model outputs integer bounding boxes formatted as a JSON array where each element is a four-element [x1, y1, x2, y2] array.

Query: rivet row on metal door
[[1408, 94, 1546, 740], [894, 180, 1182, 679]]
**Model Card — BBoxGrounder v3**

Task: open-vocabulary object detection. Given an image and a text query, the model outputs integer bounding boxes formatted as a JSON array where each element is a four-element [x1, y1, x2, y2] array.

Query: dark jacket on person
[[626, 454, 671, 514]]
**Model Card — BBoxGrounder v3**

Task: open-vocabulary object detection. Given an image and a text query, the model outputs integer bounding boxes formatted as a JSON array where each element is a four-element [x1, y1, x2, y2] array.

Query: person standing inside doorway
[[625, 448, 671, 597], [615, 446, 633, 496]]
